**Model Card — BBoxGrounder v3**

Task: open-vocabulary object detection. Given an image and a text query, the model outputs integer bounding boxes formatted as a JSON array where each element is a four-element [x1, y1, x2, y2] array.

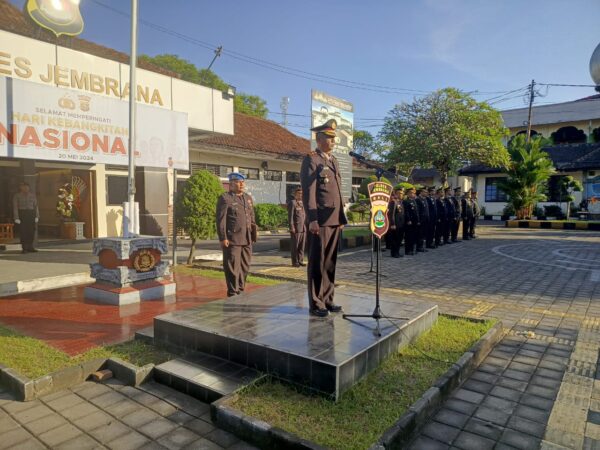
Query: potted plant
[[56, 179, 86, 239]]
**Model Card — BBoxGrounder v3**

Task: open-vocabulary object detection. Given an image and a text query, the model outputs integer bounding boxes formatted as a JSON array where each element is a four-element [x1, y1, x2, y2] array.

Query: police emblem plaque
[[368, 181, 393, 239]]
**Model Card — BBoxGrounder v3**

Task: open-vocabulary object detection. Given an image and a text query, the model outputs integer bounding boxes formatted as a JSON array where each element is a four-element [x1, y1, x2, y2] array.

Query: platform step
[[153, 352, 262, 403], [135, 327, 154, 344]]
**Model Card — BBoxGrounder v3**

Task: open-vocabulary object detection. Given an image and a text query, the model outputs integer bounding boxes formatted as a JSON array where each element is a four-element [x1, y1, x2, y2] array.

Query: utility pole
[[207, 46, 223, 71], [526, 79, 536, 143], [280, 97, 290, 128]]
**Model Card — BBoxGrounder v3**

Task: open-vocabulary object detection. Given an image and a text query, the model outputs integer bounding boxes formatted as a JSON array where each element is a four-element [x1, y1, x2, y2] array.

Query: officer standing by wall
[[300, 119, 347, 317], [461, 190, 474, 240], [403, 187, 420, 256], [388, 187, 405, 258], [471, 190, 480, 238], [216, 172, 257, 297], [426, 186, 437, 249], [288, 187, 306, 267], [443, 187, 455, 244], [13, 182, 39, 253]]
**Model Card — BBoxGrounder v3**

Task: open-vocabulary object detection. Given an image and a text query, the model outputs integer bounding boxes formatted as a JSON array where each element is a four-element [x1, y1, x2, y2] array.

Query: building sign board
[[311, 90, 354, 202], [0, 77, 189, 170]]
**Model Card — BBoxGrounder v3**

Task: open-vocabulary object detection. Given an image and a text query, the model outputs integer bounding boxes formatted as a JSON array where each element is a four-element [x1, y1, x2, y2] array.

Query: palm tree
[[498, 135, 555, 220]]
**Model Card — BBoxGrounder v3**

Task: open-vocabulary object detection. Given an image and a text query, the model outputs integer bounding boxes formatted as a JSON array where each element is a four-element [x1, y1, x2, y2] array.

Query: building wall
[[509, 119, 600, 141]]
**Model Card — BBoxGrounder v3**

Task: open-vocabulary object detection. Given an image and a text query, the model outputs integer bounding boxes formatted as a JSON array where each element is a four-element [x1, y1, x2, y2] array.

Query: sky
[[9, 0, 600, 138]]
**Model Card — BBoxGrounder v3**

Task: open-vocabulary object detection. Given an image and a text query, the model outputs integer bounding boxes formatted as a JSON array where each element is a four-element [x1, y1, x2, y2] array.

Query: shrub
[[359, 175, 391, 196], [254, 203, 288, 230], [346, 211, 358, 223], [502, 204, 515, 216], [532, 205, 544, 218], [479, 206, 486, 216], [543, 205, 564, 218], [175, 170, 224, 263], [394, 182, 415, 191]]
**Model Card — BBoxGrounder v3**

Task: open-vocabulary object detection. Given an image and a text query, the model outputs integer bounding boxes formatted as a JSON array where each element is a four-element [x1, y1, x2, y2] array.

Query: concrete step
[[153, 352, 262, 403], [135, 326, 154, 344]]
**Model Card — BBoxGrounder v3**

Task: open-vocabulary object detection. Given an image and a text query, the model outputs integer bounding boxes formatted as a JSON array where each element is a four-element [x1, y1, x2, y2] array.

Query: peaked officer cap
[[311, 119, 337, 137]]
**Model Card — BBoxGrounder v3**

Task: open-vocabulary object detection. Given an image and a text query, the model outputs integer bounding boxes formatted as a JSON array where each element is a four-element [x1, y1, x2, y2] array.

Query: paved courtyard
[[1, 225, 600, 449]]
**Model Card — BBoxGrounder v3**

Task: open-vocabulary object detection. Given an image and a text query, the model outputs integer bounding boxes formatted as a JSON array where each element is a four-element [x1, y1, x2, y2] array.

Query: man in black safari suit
[[461, 190, 474, 240], [403, 187, 420, 256], [288, 187, 306, 267], [216, 172, 257, 297], [388, 187, 405, 258], [300, 119, 347, 317], [426, 186, 437, 249]]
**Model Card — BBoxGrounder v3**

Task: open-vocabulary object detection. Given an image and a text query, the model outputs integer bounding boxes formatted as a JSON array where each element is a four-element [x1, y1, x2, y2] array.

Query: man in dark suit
[[388, 187, 405, 258], [451, 187, 462, 242], [403, 187, 420, 256], [415, 188, 429, 253], [461, 190, 474, 240], [435, 188, 446, 247], [13, 182, 39, 253], [300, 119, 347, 317], [288, 187, 306, 267], [426, 187, 437, 249], [443, 187, 455, 244], [216, 172, 257, 297]]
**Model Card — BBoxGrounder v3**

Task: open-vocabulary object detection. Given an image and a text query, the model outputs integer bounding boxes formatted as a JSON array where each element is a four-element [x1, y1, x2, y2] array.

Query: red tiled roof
[[0, 0, 179, 78], [202, 113, 311, 158]]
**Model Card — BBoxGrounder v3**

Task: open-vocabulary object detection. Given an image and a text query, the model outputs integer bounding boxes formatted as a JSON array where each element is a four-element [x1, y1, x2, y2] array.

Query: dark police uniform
[[388, 196, 405, 258], [451, 193, 462, 242], [426, 191, 437, 248], [471, 195, 480, 238], [403, 196, 419, 255], [288, 196, 306, 267], [443, 193, 455, 244], [300, 120, 347, 315], [461, 196, 474, 240], [435, 193, 447, 246], [415, 195, 429, 252], [13, 189, 39, 252], [216, 177, 257, 297]]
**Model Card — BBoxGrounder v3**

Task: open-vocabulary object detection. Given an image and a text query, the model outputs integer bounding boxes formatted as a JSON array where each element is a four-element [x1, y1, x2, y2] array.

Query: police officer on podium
[[216, 172, 257, 297], [300, 119, 347, 317], [288, 186, 306, 267]]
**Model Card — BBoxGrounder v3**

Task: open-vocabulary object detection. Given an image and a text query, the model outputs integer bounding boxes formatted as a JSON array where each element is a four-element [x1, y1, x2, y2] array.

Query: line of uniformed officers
[[387, 185, 480, 258]]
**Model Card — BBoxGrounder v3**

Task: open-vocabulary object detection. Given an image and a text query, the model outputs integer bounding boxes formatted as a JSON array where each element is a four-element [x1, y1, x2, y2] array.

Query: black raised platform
[[153, 283, 437, 400]]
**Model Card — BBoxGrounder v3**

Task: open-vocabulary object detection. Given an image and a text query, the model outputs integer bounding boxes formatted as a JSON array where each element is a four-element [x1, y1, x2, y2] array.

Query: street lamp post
[[125, 0, 138, 237]]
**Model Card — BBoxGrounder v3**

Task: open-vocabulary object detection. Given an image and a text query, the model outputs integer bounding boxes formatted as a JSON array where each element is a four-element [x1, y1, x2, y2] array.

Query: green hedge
[[254, 203, 288, 230]]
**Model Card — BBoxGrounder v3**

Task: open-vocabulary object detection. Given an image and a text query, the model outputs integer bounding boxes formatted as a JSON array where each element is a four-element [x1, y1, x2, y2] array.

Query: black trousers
[[451, 219, 460, 241], [223, 244, 252, 296], [444, 219, 452, 243], [435, 220, 445, 245], [307, 226, 341, 310], [389, 227, 404, 257], [416, 222, 426, 251], [404, 225, 418, 254], [470, 218, 477, 237], [426, 222, 435, 247], [18, 209, 36, 250], [291, 232, 306, 266]]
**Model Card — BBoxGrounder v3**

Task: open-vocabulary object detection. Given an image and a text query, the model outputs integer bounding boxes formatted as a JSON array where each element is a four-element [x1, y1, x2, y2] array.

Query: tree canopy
[[498, 134, 555, 219], [140, 54, 269, 118], [352, 130, 380, 159], [378, 87, 509, 186]]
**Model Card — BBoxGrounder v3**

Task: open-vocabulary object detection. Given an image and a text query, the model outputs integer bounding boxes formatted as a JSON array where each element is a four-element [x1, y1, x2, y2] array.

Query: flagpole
[[126, 0, 138, 236]]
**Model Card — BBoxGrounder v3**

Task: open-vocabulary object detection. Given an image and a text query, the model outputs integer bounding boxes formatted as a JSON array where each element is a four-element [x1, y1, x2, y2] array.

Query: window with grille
[[286, 171, 300, 182], [190, 163, 232, 178], [239, 167, 259, 180], [264, 170, 282, 181], [485, 177, 508, 202]]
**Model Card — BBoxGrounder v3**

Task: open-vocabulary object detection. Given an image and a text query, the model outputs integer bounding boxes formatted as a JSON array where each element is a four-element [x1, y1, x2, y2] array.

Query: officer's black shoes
[[29, 248, 38, 252], [426, 245, 436, 249], [21, 249, 28, 254], [292, 263, 300, 268], [417, 248, 427, 253], [310, 308, 329, 317], [405, 251, 415, 256], [299, 262, 306, 266], [326, 304, 343, 313]]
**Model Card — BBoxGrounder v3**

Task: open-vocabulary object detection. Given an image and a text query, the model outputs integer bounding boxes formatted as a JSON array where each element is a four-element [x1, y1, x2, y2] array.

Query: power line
[[90, 0, 528, 98]]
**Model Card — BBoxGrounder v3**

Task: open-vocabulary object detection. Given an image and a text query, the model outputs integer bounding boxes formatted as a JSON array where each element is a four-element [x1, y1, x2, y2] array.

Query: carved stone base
[[84, 279, 176, 306]]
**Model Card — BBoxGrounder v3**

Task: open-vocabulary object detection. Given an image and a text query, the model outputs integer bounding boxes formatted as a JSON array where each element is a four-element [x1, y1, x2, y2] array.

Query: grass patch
[[341, 226, 370, 238], [174, 265, 281, 286], [0, 325, 173, 379], [229, 316, 494, 450]]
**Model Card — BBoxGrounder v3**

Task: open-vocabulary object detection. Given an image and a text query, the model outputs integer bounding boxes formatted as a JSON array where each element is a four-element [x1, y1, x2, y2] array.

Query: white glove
[[14, 219, 20, 224], [35, 218, 39, 223]]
